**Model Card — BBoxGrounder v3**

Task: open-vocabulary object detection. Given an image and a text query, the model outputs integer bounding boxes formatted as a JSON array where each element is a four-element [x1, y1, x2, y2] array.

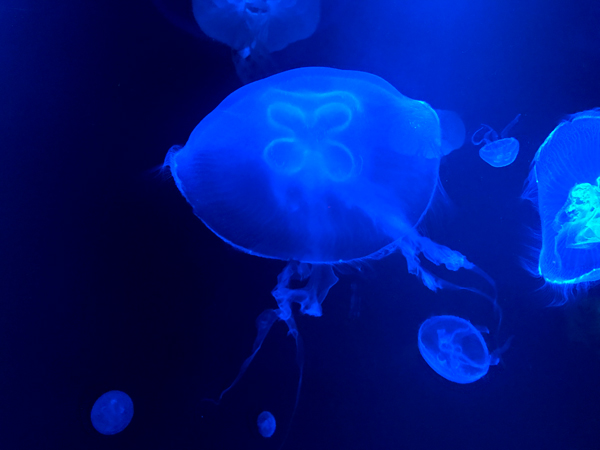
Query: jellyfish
[[90, 390, 134, 435], [418, 315, 509, 384], [472, 114, 521, 167], [164, 67, 495, 415], [257, 411, 276, 437], [192, 0, 320, 81], [522, 109, 600, 302], [435, 109, 466, 156]]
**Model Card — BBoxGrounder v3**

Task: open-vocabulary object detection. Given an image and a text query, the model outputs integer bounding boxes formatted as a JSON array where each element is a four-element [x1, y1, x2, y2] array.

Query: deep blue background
[[1, 0, 600, 449]]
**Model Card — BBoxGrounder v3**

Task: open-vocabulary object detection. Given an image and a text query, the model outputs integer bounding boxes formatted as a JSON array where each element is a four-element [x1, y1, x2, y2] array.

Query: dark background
[[1, 0, 600, 449]]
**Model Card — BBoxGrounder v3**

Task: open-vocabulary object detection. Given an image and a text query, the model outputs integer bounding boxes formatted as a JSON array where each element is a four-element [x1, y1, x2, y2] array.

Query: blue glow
[[418, 315, 506, 384], [90, 390, 134, 435], [435, 109, 466, 155], [192, 0, 320, 54], [166, 67, 495, 407], [522, 109, 600, 300], [472, 114, 521, 167], [257, 411, 276, 438]]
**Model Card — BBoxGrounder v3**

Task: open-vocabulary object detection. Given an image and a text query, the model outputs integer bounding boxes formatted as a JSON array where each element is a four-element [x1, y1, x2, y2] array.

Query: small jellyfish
[[418, 315, 508, 384], [90, 390, 134, 435], [257, 411, 276, 437], [472, 114, 521, 167], [522, 109, 600, 302]]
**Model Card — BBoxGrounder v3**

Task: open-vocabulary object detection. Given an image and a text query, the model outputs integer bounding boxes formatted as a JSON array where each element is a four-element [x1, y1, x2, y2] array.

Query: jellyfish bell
[[418, 315, 510, 384], [472, 114, 521, 168], [165, 66, 496, 417], [90, 390, 134, 436], [522, 109, 600, 303], [257, 411, 276, 438]]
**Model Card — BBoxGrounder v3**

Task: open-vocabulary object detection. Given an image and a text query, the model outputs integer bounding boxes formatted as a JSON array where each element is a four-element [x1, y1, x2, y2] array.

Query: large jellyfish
[[192, 0, 320, 81], [418, 315, 509, 384], [90, 390, 134, 435], [523, 109, 600, 302], [472, 114, 521, 167], [164, 67, 494, 415]]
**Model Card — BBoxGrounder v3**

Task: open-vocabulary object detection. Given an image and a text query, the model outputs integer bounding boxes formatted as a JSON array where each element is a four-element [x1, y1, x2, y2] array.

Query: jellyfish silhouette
[[164, 67, 495, 422], [418, 315, 509, 384], [90, 390, 134, 435], [472, 114, 521, 167], [523, 109, 600, 302], [257, 411, 276, 437], [192, 0, 320, 82]]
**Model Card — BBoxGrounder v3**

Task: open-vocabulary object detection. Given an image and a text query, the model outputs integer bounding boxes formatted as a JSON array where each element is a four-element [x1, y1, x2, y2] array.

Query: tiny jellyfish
[[257, 411, 276, 437], [164, 67, 496, 412], [435, 109, 466, 155], [90, 390, 134, 435], [418, 315, 509, 384], [472, 114, 521, 167], [522, 109, 600, 302], [192, 0, 320, 81]]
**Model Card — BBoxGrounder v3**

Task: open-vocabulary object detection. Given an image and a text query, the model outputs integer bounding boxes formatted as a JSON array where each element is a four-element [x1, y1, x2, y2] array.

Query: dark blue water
[[1, 0, 599, 449]]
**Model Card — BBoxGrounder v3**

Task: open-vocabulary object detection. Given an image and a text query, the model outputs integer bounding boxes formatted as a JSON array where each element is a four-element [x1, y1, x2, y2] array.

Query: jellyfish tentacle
[[500, 113, 521, 138], [471, 124, 496, 145]]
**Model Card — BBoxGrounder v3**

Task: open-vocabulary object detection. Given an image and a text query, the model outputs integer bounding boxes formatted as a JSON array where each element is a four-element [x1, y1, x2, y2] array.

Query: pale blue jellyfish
[[523, 109, 600, 302], [436, 109, 466, 156], [192, 0, 320, 61], [164, 67, 494, 411], [257, 411, 276, 437], [90, 390, 134, 435], [472, 114, 521, 167], [418, 315, 508, 384]]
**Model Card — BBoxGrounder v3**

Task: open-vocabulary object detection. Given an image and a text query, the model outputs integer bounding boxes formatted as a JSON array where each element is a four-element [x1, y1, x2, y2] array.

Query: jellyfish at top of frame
[[472, 114, 521, 167], [90, 390, 134, 435], [418, 315, 510, 384], [257, 411, 276, 437], [164, 66, 497, 416], [192, 0, 320, 81], [522, 109, 600, 303]]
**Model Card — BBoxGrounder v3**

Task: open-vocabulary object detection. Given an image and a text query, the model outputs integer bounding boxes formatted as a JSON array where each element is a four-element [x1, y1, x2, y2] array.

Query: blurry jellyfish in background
[[257, 411, 276, 437], [435, 109, 466, 155], [472, 114, 521, 167], [192, 0, 320, 81], [90, 390, 134, 435], [522, 109, 600, 302], [418, 315, 510, 384], [164, 67, 496, 418]]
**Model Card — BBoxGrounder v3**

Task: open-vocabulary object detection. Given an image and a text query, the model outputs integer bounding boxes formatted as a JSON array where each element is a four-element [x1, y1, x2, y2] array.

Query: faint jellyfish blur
[[164, 67, 496, 412], [257, 411, 276, 437], [90, 390, 134, 435], [418, 315, 509, 384], [435, 109, 466, 155], [522, 109, 600, 302], [192, 0, 320, 81], [472, 114, 521, 167]]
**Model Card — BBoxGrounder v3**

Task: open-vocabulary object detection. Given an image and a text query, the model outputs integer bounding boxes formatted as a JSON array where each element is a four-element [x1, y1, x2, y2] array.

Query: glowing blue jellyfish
[[257, 411, 276, 437], [418, 315, 508, 384], [523, 109, 600, 301], [436, 109, 466, 156], [164, 67, 494, 410], [192, 0, 319, 78], [90, 390, 134, 435], [472, 114, 521, 167]]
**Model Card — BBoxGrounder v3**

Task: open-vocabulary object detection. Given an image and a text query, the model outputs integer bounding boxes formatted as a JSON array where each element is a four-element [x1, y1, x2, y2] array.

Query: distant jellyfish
[[257, 411, 276, 437], [164, 67, 496, 415], [192, 0, 320, 82], [522, 109, 600, 302], [435, 109, 466, 155], [472, 114, 521, 167], [90, 390, 134, 435], [418, 315, 509, 384]]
